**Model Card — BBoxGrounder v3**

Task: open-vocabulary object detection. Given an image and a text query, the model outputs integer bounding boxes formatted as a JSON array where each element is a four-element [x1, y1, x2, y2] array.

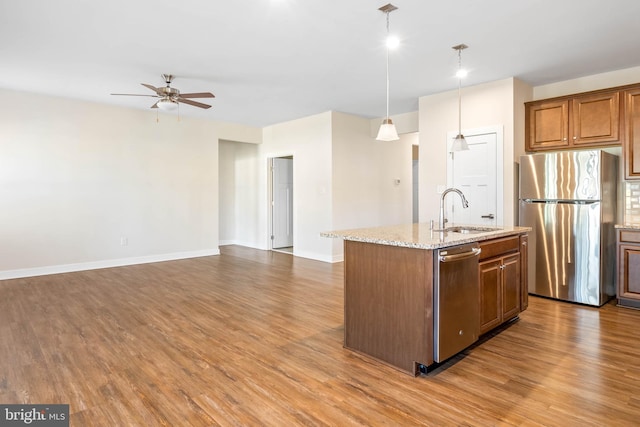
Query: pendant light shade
[[376, 4, 399, 142], [376, 118, 400, 141], [452, 44, 469, 152], [451, 134, 469, 151]]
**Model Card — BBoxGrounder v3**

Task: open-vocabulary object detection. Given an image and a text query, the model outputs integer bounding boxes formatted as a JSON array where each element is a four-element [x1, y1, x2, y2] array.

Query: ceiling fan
[[111, 74, 215, 111]]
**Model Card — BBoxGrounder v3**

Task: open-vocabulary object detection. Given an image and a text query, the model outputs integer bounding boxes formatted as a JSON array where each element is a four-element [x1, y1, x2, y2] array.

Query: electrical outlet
[[120, 237, 128, 246]]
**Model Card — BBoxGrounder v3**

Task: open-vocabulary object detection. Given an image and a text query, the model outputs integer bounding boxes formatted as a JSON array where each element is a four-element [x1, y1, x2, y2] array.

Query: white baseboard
[[218, 239, 237, 246], [0, 248, 221, 280], [292, 250, 338, 264], [219, 240, 264, 249]]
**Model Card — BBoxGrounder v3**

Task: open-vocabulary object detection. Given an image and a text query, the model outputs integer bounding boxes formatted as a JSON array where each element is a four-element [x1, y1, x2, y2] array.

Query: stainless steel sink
[[444, 226, 502, 234]]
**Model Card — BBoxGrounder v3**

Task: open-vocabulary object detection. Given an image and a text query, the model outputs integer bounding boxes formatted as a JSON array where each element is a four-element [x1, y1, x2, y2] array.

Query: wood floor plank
[[1, 244, 640, 425]]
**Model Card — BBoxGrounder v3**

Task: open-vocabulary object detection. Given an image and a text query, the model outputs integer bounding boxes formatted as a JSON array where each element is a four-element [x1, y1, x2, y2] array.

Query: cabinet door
[[618, 243, 640, 302], [526, 100, 569, 151], [624, 89, 640, 179], [571, 91, 620, 146], [479, 259, 502, 335], [501, 254, 521, 321], [519, 234, 529, 311]]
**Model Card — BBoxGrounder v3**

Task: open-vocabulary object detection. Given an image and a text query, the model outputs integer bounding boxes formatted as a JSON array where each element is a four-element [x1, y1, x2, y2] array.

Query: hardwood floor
[[1, 245, 639, 426]]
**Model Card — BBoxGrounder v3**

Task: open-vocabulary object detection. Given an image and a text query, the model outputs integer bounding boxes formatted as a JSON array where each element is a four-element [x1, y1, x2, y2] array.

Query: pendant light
[[451, 44, 469, 151], [376, 3, 399, 142]]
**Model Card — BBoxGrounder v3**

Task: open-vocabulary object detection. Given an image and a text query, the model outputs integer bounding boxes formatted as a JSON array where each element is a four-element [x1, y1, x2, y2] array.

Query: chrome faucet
[[439, 188, 469, 230]]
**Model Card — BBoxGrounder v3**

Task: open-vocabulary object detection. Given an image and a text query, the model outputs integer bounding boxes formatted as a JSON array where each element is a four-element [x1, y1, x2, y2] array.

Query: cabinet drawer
[[619, 230, 640, 244], [479, 236, 519, 261]]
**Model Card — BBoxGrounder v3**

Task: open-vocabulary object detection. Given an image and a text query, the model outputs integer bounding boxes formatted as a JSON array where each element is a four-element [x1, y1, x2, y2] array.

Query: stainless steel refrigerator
[[519, 150, 617, 306]]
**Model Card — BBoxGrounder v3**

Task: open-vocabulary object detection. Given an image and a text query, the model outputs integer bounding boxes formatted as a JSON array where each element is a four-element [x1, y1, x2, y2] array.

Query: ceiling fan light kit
[[157, 98, 179, 111]]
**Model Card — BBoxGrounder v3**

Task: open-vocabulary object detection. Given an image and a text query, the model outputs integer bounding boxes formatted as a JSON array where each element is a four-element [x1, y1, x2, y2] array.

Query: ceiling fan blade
[[141, 83, 162, 94], [177, 98, 212, 109], [111, 93, 159, 97], [179, 92, 215, 99]]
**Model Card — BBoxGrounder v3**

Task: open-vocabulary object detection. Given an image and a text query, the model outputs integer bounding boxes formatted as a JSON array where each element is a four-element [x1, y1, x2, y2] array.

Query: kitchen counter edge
[[615, 224, 640, 230], [321, 224, 531, 250]]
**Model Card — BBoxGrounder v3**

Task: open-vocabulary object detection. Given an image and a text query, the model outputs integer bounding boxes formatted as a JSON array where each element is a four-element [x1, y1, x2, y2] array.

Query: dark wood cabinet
[[525, 89, 622, 152], [624, 88, 640, 179], [478, 237, 521, 335], [344, 240, 434, 375], [340, 230, 529, 375], [572, 91, 620, 146], [526, 99, 569, 150], [479, 259, 502, 333], [617, 229, 640, 309]]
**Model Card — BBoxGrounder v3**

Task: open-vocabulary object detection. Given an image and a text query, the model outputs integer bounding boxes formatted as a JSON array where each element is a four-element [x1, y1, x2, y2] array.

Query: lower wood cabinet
[[617, 229, 640, 309], [479, 237, 521, 335]]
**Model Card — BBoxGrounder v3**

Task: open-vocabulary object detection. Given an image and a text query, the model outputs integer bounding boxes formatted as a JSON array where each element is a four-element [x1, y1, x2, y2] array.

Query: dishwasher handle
[[439, 247, 481, 263]]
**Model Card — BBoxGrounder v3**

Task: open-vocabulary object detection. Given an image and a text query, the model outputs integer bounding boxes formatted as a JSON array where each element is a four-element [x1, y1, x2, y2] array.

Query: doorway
[[446, 126, 503, 226], [270, 156, 294, 253]]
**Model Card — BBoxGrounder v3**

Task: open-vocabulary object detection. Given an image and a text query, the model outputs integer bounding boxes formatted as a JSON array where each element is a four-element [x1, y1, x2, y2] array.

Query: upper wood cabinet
[[624, 88, 640, 179], [526, 100, 569, 150], [526, 89, 622, 152]]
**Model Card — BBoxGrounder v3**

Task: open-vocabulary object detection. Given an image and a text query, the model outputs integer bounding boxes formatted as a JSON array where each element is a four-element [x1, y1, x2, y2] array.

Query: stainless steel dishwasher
[[433, 242, 481, 363]]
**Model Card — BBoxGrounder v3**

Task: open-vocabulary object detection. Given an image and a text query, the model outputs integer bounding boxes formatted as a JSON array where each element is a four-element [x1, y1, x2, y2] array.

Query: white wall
[[218, 140, 260, 246], [332, 112, 413, 261], [234, 111, 415, 263], [533, 65, 640, 100], [419, 78, 530, 227], [219, 141, 236, 244], [259, 112, 334, 261], [0, 88, 244, 279]]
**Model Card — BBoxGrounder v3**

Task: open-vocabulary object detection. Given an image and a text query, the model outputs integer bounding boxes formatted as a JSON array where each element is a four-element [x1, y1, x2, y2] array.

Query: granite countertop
[[615, 224, 640, 230], [321, 223, 531, 250]]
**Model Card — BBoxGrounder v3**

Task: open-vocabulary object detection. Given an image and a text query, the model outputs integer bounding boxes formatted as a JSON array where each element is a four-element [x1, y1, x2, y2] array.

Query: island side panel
[[344, 240, 434, 375]]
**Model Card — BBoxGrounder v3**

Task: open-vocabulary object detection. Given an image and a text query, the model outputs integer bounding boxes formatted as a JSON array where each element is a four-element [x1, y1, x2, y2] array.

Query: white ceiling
[[2, 0, 640, 128]]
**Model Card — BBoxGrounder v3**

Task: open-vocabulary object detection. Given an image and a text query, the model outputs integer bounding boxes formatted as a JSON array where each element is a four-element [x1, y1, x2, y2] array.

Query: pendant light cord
[[385, 11, 390, 120], [457, 49, 462, 135]]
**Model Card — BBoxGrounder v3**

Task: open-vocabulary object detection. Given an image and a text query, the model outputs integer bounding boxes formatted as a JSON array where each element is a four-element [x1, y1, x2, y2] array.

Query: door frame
[[446, 125, 504, 226], [267, 154, 295, 251]]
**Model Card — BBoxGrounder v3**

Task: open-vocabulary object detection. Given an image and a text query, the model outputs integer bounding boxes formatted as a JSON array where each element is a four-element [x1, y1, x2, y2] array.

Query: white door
[[272, 157, 293, 248], [446, 130, 500, 226]]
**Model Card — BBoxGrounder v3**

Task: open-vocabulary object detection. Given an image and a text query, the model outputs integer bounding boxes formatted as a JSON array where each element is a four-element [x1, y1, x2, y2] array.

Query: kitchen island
[[322, 223, 530, 375]]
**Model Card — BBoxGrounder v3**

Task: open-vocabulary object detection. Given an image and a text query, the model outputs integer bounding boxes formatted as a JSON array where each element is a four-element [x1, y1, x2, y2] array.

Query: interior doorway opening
[[270, 156, 294, 254]]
